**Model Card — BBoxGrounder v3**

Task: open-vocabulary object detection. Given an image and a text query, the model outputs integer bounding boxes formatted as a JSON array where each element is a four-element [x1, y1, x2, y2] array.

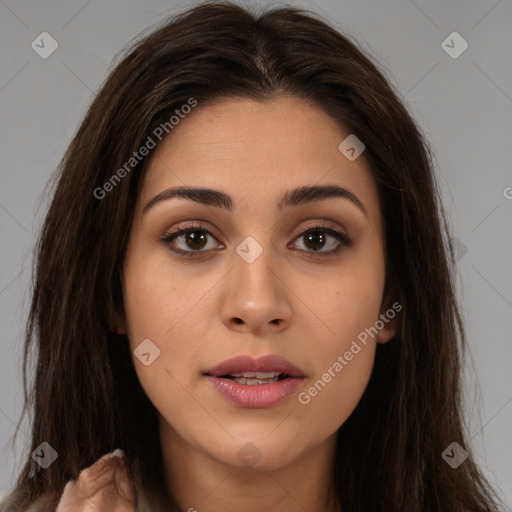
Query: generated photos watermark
[[133, 338, 161, 366], [93, 98, 198, 200], [442, 441, 468, 469], [298, 301, 402, 405], [338, 134, 365, 161], [31, 442, 58, 469]]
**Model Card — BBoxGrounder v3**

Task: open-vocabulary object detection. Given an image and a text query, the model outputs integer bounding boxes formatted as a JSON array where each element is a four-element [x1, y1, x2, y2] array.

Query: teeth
[[231, 376, 280, 385], [228, 371, 282, 379], [256, 371, 281, 379]]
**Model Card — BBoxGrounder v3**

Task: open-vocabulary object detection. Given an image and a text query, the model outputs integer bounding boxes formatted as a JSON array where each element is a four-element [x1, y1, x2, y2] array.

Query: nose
[[220, 241, 292, 336]]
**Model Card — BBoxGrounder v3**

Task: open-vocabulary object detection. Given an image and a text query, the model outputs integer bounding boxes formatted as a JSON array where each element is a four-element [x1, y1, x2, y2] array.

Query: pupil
[[305, 231, 325, 251], [184, 230, 327, 251], [186, 231, 207, 250]]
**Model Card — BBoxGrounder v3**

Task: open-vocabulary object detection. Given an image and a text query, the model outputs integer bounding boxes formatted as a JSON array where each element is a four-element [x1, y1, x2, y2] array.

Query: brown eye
[[160, 224, 224, 257], [179, 230, 209, 251], [290, 227, 352, 255], [303, 230, 328, 251]]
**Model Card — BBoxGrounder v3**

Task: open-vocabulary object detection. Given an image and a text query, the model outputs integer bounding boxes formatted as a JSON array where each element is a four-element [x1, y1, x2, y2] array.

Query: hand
[[56, 449, 135, 512]]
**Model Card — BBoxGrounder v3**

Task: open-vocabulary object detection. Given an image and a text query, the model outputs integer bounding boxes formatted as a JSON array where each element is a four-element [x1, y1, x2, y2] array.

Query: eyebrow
[[142, 184, 367, 217]]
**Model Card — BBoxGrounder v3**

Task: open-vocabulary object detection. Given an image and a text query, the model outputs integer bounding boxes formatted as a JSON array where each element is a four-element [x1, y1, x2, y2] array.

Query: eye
[[159, 222, 224, 257], [289, 225, 352, 256], [159, 222, 352, 258]]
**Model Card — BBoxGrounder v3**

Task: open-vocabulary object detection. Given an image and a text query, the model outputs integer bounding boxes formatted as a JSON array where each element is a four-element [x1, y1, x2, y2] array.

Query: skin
[[118, 95, 398, 512], [56, 450, 134, 511]]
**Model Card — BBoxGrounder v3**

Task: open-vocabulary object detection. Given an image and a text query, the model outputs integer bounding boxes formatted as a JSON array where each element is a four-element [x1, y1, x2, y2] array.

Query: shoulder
[[0, 488, 54, 512], [0, 489, 23, 512]]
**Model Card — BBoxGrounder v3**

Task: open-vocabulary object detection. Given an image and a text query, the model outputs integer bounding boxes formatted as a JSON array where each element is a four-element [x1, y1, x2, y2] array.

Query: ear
[[376, 269, 402, 344], [115, 322, 126, 336], [376, 297, 401, 343], [109, 311, 127, 335], [108, 298, 127, 336]]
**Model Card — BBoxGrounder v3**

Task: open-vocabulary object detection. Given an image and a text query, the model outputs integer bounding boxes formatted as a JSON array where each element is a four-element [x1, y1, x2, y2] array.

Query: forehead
[[139, 95, 379, 216]]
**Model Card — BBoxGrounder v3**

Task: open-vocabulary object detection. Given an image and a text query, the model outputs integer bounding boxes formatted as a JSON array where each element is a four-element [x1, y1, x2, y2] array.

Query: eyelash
[[159, 221, 353, 259]]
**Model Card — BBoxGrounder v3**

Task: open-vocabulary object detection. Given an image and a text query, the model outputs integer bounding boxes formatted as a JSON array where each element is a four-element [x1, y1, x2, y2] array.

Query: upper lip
[[205, 355, 305, 378]]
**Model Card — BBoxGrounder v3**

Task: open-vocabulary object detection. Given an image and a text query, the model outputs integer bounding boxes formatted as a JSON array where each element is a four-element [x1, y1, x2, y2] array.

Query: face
[[121, 95, 397, 472]]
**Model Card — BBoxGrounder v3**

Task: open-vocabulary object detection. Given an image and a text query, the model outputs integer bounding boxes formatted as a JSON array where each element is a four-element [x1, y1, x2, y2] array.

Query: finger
[[56, 450, 135, 511], [76, 450, 128, 497], [112, 454, 135, 501]]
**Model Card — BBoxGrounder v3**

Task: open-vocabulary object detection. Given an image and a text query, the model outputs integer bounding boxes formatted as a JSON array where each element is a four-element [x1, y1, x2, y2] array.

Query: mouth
[[205, 354, 304, 381], [218, 371, 289, 385], [204, 355, 305, 408]]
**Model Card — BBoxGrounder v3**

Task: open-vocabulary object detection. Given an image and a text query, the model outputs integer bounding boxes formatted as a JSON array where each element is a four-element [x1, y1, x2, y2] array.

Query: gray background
[[1, 0, 511, 507]]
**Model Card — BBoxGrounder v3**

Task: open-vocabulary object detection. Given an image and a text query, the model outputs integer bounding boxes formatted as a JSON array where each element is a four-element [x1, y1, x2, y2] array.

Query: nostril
[[233, 318, 243, 324]]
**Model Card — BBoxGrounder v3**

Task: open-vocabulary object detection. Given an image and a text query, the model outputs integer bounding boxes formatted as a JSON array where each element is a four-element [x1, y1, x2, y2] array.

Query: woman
[[0, 2, 503, 511]]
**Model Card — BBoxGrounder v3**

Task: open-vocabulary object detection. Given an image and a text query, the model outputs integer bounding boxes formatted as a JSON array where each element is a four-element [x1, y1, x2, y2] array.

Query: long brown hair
[[1, 2, 503, 511]]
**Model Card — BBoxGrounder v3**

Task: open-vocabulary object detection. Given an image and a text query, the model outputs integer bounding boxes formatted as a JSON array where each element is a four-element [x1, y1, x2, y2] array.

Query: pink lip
[[204, 355, 305, 409], [206, 376, 303, 408], [205, 354, 305, 378]]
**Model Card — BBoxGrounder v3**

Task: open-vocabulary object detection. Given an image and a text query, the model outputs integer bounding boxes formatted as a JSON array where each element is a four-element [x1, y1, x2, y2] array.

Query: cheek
[[122, 246, 216, 344], [295, 316, 377, 441], [121, 251, 220, 404], [292, 263, 384, 429]]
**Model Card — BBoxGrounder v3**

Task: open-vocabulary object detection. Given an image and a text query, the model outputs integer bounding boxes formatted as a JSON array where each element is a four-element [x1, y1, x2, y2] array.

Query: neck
[[159, 420, 340, 512]]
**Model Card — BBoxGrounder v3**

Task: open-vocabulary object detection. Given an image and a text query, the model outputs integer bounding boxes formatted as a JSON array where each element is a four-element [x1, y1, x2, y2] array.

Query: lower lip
[[205, 376, 304, 408]]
